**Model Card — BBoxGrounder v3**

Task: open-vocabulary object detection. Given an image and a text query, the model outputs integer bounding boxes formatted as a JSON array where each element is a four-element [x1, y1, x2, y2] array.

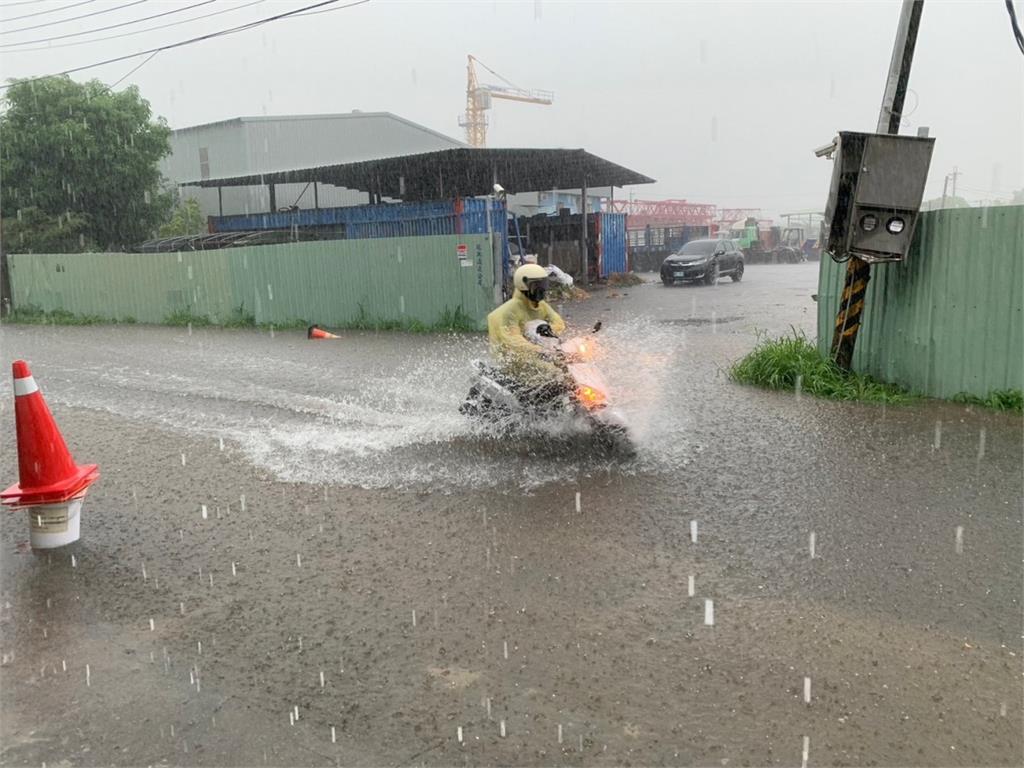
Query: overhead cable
[[1, 0, 149, 36], [0, 0, 98, 24], [1006, 0, 1024, 55], [0, 0, 369, 89], [4, 1, 266, 53], [2, 0, 218, 47]]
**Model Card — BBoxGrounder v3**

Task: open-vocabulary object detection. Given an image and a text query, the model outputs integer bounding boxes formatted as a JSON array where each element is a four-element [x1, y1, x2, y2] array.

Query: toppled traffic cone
[[307, 324, 340, 340], [2, 360, 98, 548]]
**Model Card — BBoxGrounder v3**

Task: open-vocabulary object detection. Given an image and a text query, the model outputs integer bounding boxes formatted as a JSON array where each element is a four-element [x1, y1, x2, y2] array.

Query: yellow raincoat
[[487, 291, 566, 386]]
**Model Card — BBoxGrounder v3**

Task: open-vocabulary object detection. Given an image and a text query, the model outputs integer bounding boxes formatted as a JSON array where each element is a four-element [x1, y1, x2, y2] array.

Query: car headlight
[[860, 214, 879, 232]]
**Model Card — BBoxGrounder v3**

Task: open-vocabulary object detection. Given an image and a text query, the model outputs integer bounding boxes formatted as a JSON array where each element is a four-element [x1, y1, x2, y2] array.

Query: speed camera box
[[823, 131, 934, 263]]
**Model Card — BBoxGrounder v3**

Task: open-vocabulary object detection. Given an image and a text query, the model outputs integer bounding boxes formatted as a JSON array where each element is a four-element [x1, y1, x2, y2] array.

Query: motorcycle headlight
[[576, 385, 607, 409]]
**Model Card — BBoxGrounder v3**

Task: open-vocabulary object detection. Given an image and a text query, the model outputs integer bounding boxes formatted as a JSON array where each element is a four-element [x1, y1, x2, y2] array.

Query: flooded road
[[1, 264, 1021, 766]]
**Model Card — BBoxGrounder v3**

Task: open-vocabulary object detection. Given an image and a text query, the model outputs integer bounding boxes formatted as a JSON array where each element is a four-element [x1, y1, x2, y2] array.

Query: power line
[[2, 0, 149, 35], [108, 49, 158, 88], [1007, 0, 1024, 56], [2, 0, 219, 48], [0, 0, 61, 8], [5, 0, 266, 53], [0, 0, 369, 89], [1, 0, 98, 23], [291, 0, 369, 16]]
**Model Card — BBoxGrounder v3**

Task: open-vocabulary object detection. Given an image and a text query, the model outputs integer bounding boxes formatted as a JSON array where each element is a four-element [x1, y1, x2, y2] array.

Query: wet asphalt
[[0, 263, 1021, 767]]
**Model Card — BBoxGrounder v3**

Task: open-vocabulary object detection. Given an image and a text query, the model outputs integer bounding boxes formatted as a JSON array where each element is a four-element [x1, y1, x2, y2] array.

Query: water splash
[[41, 319, 692, 492]]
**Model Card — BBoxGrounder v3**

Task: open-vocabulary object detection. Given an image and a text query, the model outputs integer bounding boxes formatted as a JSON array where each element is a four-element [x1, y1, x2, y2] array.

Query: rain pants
[[487, 291, 566, 388]]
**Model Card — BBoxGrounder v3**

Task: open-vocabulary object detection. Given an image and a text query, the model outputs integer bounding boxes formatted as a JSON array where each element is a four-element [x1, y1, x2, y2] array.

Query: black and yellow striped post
[[831, 256, 871, 370], [829, 0, 923, 371]]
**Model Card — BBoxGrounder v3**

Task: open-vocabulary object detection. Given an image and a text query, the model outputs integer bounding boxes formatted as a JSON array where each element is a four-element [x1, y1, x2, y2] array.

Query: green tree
[[2, 207, 94, 253], [159, 197, 206, 237], [0, 76, 172, 251]]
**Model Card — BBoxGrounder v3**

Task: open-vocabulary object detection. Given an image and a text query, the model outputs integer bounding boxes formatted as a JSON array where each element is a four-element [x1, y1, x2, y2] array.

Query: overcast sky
[[2, 0, 1022, 217]]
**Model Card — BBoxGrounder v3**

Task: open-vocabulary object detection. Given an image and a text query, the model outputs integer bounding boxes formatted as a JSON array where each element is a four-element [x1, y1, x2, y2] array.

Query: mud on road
[[1, 265, 1021, 766]]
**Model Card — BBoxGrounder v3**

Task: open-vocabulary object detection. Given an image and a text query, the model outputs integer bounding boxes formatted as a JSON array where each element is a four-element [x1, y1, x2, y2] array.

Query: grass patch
[[163, 308, 213, 327], [4, 304, 109, 325], [4, 302, 478, 333], [435, 305, 476, 332], [952, 389, 1023, 413], [347, 304, 477, 333], [730, 330, 916, 405], [222, 303, 256, 329], [257, 318, 310, 331]]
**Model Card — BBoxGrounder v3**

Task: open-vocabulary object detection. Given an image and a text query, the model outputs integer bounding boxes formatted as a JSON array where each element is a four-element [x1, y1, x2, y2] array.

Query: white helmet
[[513, 263, 549, 304]]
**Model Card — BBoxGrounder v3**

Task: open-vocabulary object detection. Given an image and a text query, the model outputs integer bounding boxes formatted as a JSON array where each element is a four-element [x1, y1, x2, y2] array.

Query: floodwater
[[1, 264, 1021, 766]]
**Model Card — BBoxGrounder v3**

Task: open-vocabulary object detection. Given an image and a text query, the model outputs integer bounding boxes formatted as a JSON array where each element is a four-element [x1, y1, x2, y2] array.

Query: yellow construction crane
[[458, 55, 554, 148]]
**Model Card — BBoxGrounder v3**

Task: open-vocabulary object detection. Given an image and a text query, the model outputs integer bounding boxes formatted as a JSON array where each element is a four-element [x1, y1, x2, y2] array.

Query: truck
[[724, 218, 819, 263]]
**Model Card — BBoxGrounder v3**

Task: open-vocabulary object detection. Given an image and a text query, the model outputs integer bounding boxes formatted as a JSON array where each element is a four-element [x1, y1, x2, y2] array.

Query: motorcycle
[[460, 320, 634, 453]]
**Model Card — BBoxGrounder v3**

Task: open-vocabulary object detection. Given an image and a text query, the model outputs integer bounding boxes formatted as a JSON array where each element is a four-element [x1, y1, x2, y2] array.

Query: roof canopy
[[181, 148, 655, 200]]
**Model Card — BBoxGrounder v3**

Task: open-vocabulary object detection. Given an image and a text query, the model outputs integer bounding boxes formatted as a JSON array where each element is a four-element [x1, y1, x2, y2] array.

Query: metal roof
[[133, 230, 312, 253], [180, 148, 655, 200], [169, 111, 466, 147]]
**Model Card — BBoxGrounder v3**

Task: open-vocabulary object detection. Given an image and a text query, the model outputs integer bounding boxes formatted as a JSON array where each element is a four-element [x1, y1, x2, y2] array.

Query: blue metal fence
[[210, 198, 505, 240], [599, 212, 628, 276]]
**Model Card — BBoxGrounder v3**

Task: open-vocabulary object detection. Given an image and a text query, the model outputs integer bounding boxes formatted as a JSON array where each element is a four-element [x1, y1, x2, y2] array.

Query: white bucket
[[26, 497, 83, 549]]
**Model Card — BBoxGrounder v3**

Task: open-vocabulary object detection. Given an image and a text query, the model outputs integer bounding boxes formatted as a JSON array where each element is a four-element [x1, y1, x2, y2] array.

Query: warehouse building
[[163, 111, 611, 220], [162, 111, 466, 218]]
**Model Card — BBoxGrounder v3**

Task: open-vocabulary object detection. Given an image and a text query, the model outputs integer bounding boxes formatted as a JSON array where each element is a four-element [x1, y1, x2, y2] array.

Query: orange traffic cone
[[2, 361, 98, 548], [1, 360, 98, 507], [307, 325, 340, 340]]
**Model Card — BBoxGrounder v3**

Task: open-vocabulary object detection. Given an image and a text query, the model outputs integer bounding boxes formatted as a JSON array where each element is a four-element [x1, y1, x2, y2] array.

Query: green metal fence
[[7, 234, 497, 330], [817, 205, 1024, 398]]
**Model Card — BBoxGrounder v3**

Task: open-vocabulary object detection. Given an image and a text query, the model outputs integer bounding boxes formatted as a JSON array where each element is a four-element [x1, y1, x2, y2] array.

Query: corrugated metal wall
[[8, 234, 496, 330], [817, 205, 1024, 398], [598, 213, 627, 276]]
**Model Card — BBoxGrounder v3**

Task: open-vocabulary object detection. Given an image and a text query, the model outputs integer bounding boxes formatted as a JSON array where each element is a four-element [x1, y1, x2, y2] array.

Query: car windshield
[[678, 240, 718, 255]]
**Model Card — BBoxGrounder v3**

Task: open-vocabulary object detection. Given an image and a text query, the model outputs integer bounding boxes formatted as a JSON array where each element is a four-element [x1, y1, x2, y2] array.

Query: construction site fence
[[7, 234, 498, 330], [209, 198, 507, 241], [816, 204, 1023, 399]]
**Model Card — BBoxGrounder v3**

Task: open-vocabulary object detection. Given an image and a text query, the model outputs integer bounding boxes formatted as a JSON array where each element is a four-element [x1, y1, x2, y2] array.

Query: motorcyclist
[[488, 263, 568, 399]]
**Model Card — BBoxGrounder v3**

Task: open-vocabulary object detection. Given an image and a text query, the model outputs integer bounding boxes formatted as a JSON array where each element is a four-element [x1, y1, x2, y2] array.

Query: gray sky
[[2, 0, 1022, 217]]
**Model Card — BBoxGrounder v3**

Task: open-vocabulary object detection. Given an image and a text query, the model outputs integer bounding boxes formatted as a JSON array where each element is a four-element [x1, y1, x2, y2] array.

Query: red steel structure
[[608, 199, 717, 229], [715, 208, 763, 225]]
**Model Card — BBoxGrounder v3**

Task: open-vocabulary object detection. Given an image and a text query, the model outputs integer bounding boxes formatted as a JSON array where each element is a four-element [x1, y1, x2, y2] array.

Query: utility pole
[[579, 180, 589, 288], [831, 0, 925, 370], [950, 166, 960, 200], [941, 174, 949, 208]]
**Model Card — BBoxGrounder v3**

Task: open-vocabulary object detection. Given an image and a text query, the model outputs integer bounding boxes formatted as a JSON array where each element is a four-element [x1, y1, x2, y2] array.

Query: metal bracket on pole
[[830, 0, 924, 371]]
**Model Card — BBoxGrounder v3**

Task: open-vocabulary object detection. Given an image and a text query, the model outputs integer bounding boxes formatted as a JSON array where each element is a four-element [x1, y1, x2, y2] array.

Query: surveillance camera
[[814, 138, 838, 159], [493, 183, 506, 196]]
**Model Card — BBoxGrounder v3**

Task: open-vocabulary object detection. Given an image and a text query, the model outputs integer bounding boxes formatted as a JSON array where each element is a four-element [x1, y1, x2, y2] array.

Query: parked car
[[660, 239, 745, 286]]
